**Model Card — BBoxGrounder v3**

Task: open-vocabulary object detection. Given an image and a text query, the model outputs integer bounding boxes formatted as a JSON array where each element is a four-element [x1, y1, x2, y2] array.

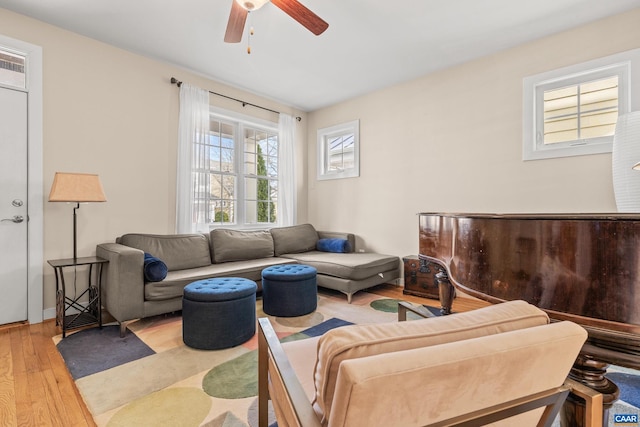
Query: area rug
[[54, 295, 640, 427], [54, 290, 399, 427]]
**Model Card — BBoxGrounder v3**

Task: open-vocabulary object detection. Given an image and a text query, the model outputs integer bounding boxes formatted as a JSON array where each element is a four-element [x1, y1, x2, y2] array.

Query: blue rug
[[300, 317, 352, 337], [608, 372, 640, 408], [56, 325, 155, 379]]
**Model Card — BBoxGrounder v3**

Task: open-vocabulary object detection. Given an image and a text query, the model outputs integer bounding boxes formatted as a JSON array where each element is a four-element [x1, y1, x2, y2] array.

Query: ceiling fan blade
[[271, 0, 329, 36], [224, 1, 248, 43]]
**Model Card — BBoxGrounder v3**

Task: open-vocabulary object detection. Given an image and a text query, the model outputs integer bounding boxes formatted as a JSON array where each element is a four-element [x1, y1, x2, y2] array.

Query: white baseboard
[[43, 307, 56, 320], [42, 300, 91, 321]]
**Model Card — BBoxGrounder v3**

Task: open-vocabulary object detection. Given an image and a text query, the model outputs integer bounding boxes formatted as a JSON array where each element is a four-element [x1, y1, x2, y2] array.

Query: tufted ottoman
[[261, 264, 317, 317], [182, 277, 257, 350]]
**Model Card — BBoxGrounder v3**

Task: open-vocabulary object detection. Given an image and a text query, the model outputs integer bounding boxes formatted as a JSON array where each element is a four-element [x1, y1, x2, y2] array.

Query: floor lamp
[[48, 172, 107, 261]]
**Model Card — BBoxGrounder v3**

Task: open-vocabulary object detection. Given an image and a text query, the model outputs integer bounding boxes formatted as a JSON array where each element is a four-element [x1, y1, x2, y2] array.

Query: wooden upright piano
[[418, 213, 640, 425]]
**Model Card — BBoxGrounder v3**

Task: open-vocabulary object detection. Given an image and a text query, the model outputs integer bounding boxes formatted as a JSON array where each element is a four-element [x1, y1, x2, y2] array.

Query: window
[[522, 48, 640, 161], [542, 75, 619, 144], [317, 120, 360, 180], [0, 48, 26, 89], [193, 110, 279, 227]]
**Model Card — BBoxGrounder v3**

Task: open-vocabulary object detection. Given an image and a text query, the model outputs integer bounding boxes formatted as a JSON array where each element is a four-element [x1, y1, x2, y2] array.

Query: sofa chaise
[[96, 223, 400, 335]]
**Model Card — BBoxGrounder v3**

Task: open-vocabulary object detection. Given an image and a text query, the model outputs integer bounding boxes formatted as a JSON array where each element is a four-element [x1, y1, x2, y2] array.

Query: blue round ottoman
[[182, 277, 257, 350], [261, 264, 317, 317]]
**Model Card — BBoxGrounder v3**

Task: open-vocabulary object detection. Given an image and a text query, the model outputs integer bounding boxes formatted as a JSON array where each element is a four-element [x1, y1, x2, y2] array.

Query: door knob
[[1, 215, 24, 223]]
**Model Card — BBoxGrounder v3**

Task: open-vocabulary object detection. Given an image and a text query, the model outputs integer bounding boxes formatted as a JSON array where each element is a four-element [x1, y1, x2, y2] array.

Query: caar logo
[[614, 414, 639, 425]]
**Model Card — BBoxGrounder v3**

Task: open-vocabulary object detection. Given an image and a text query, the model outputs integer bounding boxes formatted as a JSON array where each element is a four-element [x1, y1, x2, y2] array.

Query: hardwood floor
[[368, 283, 491, 313], [0, 284, 486, 427], [0, 320, 96, 427]]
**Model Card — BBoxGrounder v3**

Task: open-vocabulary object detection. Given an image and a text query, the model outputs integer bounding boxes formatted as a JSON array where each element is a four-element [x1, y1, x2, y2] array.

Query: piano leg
[[561, 355, 620, 427], [435, 270, 454, 315]]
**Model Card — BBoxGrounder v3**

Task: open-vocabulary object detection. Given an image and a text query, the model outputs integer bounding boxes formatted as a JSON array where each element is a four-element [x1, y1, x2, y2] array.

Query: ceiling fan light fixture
[[235, 0, 269, 11]]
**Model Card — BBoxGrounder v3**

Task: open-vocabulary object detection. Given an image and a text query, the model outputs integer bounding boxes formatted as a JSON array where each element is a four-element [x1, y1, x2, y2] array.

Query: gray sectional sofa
[[96, 224, 400, 335]]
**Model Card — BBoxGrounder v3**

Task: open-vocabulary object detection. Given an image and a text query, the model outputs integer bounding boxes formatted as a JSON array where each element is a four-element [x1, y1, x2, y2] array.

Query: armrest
[[397, 301, 437, 321], [566, 378, 603, 427], [317, 231, 356, 253], [96, 242, 145, 326], [435, 378, 601, 427], [258, 317, 321, 427]]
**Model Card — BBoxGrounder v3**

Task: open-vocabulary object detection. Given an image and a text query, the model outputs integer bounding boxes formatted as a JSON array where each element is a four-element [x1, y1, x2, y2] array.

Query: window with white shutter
[[522, 49, 640, 161]]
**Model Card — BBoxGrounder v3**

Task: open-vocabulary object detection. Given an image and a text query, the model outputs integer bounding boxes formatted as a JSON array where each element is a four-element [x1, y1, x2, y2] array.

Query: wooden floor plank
[[31, 323, 85, 427], [18, 324, 55, 427], [0, 329, 18, 427], [9, 326, 34, 427], [367, 283, 490, 312]]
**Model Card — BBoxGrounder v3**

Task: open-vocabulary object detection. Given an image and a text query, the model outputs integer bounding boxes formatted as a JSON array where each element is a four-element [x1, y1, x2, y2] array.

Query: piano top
[[418, 212, 640, 368], [419, 212, 640, 220]]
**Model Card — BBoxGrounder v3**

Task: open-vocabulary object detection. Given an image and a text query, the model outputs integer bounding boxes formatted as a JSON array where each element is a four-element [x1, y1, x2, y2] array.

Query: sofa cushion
[[312, 300, 550, 423], [271, 224, 319, 256], [210, 229, 274, 263], [143, 253, 168, 282], [316, 238, 352, 253], [118, 233, 211, 271], [282, 251, 399, 281], [281, 336, 322, 402]]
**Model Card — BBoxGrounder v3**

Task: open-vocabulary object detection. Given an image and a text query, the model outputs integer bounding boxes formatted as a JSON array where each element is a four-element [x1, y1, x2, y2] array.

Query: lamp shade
[[634, 162, 640, 170], [48, 172, 107, 202], [612, 111, 640, 212]]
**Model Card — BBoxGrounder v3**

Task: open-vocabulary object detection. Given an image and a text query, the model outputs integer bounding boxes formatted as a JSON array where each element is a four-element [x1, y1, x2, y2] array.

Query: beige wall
[[3, 6, 639, 318], [0, 8, 307, 315], [306, 9, 640, 259]]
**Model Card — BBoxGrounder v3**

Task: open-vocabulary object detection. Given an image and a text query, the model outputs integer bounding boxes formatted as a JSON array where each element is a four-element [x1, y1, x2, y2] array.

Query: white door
[[0, 86, 28, 325]]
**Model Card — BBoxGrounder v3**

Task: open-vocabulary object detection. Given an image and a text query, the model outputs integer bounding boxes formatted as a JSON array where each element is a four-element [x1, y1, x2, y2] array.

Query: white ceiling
[[2, 0, 640, 111]]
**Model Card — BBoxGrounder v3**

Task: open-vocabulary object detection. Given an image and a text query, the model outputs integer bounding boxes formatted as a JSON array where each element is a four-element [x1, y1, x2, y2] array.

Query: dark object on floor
[[57, 325, 155, 379]]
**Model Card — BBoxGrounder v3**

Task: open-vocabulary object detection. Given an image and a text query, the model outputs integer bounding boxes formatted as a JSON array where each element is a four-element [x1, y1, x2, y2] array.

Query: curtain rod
[[170, 77, 301, 122]]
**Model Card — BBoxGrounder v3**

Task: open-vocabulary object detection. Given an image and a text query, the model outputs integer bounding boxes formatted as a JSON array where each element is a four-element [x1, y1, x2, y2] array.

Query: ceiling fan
[[224, 0, 329, 43]]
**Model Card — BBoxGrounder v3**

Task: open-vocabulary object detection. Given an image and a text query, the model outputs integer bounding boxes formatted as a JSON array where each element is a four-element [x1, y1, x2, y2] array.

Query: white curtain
[[176, 83, 209, 233], [278, 113, 297, 226]]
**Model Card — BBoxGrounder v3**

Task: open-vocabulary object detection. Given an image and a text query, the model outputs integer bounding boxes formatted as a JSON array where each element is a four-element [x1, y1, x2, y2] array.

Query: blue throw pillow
[[143, 253, 168, 282], [316, 238, 352, 253]]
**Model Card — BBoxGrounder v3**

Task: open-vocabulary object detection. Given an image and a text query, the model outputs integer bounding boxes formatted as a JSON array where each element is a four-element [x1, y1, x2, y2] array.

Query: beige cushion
[[271, 224, 319, 256], [313, 300, 549, 423], [210, 229, 274, 263], [269, 337, 322, 426], [282, 337, 322, 401], [118, 233, 211, 271], [329, 321, 587, 427]]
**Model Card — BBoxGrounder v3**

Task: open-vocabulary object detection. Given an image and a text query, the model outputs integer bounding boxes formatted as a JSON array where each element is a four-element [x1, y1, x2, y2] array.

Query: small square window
[[522, 48, 640, 161], [317, 120, 360, 180]]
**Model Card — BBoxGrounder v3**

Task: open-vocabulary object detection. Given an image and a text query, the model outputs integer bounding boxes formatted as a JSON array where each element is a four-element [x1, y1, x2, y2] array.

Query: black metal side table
[[47, 256, 108, 337]]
